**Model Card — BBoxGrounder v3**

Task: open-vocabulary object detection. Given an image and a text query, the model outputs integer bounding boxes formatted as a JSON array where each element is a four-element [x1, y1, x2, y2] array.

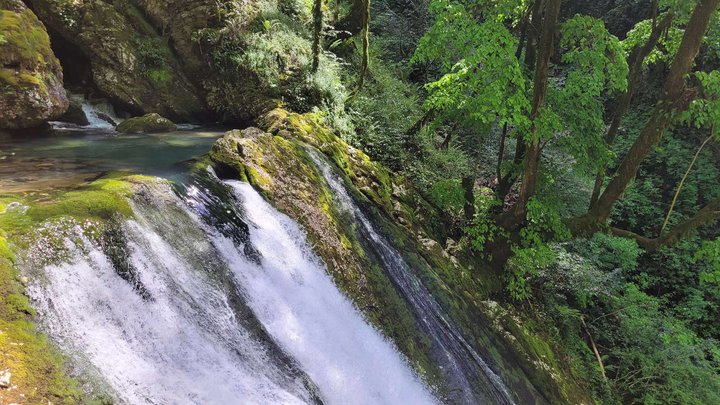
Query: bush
[[531, 239, 720, 404]]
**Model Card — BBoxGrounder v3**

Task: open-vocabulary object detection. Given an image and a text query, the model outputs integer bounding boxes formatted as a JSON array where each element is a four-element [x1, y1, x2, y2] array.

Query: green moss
[[0, 175, 136, 238], [148, 68, 172, 84], [0, 234, 82, 403], [0, 8, 56, 69], [116, 113, 177, 134], [0, 67, 17, 86]]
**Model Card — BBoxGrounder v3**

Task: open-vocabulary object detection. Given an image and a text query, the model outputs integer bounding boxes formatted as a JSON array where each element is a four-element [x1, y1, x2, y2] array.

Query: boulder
[[0, 0, 68, 129], [116, 113, 176, 133], [59, 96, 90, 126]]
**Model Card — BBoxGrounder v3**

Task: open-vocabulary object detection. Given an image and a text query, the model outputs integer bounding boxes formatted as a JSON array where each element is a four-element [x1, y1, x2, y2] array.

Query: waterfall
[[307, 149, 517, 405], [221, 181, 437, 405], [24, 176, 438, 404], [80, 100, 118, 129]]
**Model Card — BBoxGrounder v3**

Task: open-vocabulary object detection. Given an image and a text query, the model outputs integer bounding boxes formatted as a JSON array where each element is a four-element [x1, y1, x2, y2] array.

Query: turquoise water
[[0, 126, 226, 191]]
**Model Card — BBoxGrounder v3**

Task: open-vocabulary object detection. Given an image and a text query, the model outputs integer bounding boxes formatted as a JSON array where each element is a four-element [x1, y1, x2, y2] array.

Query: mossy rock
[[116, 113, 176, 133], [208, 126, 445, 389], [213, 109, 593, 403], [0, 0, 68, 129], [59, 95, 90, 126]]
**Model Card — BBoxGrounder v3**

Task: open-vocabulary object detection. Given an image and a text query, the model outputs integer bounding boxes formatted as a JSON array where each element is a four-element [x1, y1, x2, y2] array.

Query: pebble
[[0, 370, 11, 388]]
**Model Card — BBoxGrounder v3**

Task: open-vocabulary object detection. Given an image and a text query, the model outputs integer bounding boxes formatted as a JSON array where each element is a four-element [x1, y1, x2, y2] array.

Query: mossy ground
[[0, 173, 146, 404]]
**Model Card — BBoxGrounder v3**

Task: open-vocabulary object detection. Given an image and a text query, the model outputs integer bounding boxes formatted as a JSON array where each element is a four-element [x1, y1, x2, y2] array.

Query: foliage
[[464, 191, 503, 253], [622, 17, 684, 66], [533, 238, 720, 404], [412, 0, 529, 129], [427, 179, 465, 213], [550, 15, 628, 173], [696, 237, 720, 284]]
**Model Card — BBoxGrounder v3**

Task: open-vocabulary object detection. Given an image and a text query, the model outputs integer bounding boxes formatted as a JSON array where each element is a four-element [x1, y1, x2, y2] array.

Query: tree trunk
[[354, 0, 371, 92], [523, 0, 544, 76], [588, 0, 719, 222], [495, 0, 543, 202], [462, 176, 476, 221], [508, 0, 561, 225], [589, 12, 674, 207], [340, 0, 366, 35], [312, 0, 323, 73]]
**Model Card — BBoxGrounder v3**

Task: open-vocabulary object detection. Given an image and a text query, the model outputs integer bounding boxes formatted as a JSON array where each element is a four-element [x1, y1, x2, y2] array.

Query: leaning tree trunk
[[588, 0, 720, 223], [589, 12, 674, 207], [496, 0, 544, 203], [505, 0, 561, 227]]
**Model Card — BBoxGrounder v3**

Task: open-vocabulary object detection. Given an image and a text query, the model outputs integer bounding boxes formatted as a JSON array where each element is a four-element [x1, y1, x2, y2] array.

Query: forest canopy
[[335, 0, 720, 402]]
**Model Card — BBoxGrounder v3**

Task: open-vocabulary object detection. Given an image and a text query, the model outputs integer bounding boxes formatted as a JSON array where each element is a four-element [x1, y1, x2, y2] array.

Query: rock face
[[22, 0, 328, 125], [0, 0, 68, 129], [26, 0, 207, 121], [116, 113, 176, 133]]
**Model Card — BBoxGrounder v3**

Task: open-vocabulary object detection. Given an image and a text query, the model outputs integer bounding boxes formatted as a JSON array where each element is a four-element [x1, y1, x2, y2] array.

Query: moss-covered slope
[[209, 108, 594, 404]]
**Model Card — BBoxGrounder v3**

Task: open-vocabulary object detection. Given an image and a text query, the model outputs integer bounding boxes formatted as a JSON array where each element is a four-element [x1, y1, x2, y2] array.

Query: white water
[[81, 101, 118, 129], [27, 220, 313, 404], [25, 180, 437, 404], [221, 181, 438, 405]]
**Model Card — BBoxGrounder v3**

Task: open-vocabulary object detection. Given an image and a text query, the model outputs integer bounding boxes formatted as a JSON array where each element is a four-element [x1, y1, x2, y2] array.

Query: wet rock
[[59, 97, 89, 126], [0, 0, 68, 129], [116, 113, 176, 134], [96, 112, 117, 126]]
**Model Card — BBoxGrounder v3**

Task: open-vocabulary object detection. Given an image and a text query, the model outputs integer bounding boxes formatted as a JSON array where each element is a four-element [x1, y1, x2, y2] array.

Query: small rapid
[[307, 150, 517, 405], [23, 174, 438, 404], [80, 100, 118, 129]]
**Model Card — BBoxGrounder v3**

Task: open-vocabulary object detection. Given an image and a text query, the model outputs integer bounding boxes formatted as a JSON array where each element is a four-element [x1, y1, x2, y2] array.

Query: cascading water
[[80, 100, 118, 129], [307, 149, 517, 405], [23, 175, 438, 404], [219, 180, 437, 405]]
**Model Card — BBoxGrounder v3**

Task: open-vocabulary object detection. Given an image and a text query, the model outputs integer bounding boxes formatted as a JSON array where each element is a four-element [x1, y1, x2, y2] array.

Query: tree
[[586, 0, 720, 224], [312, 0, 323, 72], [588, 11, 675, 207], [506, 0, 561, 226]]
